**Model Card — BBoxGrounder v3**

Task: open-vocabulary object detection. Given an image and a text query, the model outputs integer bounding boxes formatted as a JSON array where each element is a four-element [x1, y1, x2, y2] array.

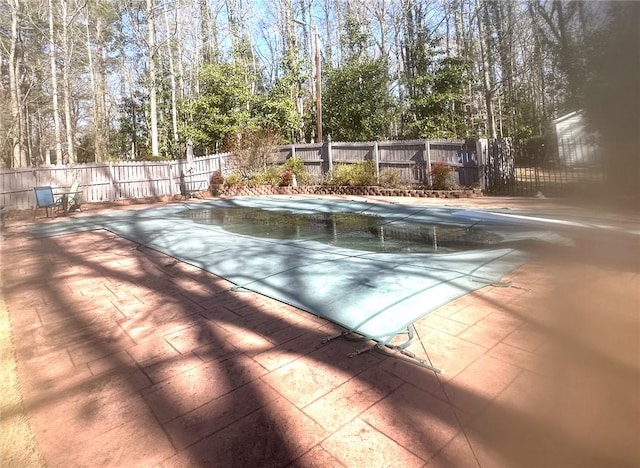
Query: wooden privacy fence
[[1, 139, 486, 211], [272, 139, 485, 187], [0, 155, 223, 211]]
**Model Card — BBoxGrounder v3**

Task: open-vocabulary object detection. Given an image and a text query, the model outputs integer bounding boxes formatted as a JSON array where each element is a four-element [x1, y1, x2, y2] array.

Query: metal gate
[[485, 138, 606, 196]]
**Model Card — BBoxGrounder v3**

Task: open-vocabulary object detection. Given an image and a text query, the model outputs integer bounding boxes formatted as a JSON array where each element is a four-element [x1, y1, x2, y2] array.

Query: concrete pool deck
[[1, 195, 639, 467]]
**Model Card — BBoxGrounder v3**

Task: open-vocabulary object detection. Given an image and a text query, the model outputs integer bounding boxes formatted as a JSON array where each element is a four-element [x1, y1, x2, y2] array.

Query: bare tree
[[60, 0, 78, 164], [48, 0, 64, 165], [477, 0, 497, 138], [163, 1, 179, 154], [85, 0, 111, 162], [146, 0, 159, 157]]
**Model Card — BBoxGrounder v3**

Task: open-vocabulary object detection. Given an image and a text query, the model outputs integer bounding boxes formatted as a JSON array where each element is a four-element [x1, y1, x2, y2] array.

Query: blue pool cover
[[30, 197, 566, 346]]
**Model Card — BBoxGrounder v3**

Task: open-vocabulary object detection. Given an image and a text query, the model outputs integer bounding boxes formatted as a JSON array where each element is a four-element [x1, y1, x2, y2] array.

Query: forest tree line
[[1, 0, 638, 190]]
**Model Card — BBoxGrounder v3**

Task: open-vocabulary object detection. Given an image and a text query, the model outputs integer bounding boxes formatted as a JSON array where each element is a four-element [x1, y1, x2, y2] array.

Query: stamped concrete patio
[[2, 195, 639, 467]]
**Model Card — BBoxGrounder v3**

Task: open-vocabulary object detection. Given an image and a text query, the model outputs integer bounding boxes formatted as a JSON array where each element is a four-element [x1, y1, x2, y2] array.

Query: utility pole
[[294, 18, 323, 143], [314, 27, 322, 143]]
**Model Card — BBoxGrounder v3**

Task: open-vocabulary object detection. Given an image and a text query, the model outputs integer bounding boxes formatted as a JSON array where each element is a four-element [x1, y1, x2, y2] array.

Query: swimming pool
[[30, 197, 569, 360]]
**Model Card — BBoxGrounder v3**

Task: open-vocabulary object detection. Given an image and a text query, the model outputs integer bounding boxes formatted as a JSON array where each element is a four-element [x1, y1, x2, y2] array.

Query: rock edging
[[211, 185, 482, 198]]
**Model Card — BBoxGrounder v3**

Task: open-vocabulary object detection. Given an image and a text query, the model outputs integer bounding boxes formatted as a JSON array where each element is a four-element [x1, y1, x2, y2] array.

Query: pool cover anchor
[[319, 330, 370, 347], [320, 325, 444, 373], [470, 278, 531, 292], [374, 345, 444, 374], [339, 325, 444, 374], [320, 331, 348, 346], [381, 325, 444, 374], [347, 344, 378, 358], [343, 341, 444, 374]]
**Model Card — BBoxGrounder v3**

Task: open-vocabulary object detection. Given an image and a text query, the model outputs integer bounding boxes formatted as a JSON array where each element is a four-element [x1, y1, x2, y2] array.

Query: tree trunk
[[96, 16, 109, 162], [492, 0, 516, 136], [48, 0, 63, 165], [478, 0, 497, 139], [163, 1, 179, 155], [8, 0, 21, 167], [175, 0, 186, 99], [89, 7, 109, 163], [61, 0, 76, 164], [199, 0, 218, 64], [146, 0, 159, 157]]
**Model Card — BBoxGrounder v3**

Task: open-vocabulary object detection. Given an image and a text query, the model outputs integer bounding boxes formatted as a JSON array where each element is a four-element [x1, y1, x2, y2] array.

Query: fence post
[[167, 161, 175, 196], [108, 161, 115, 201], [476, 139, 487, 191], [424, 140, 432, 187], [327, 138, 333, 174], [291, 144, 296, 160], [374, 141, 380, 183]]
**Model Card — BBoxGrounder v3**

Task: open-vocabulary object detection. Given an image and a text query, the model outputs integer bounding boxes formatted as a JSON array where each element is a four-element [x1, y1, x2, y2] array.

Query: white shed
[[554, 110, 600, 166]]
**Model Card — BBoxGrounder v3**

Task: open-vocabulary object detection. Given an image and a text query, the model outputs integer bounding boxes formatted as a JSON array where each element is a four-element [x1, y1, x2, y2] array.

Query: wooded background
[[1, 1, 638, 193]]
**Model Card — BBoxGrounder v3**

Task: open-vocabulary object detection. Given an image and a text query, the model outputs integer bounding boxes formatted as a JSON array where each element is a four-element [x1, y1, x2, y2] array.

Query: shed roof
[[554, 110, 583, 124]]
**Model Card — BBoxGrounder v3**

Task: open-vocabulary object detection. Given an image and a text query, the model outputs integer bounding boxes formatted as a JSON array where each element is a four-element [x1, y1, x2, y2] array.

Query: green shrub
[[307, 173, 327, 186], [328, 164, 351, 186], [281, 156, 310, 185], [379, 169, 407, 188], [329, 160, 377, 186], [249, 165, 281, 186], [224, 172, 243, 186], [282, 156, 304, 173]]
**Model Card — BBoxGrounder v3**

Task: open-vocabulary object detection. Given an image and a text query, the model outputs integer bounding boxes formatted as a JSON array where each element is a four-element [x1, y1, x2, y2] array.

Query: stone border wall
[[211, 185, 482, 198]]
